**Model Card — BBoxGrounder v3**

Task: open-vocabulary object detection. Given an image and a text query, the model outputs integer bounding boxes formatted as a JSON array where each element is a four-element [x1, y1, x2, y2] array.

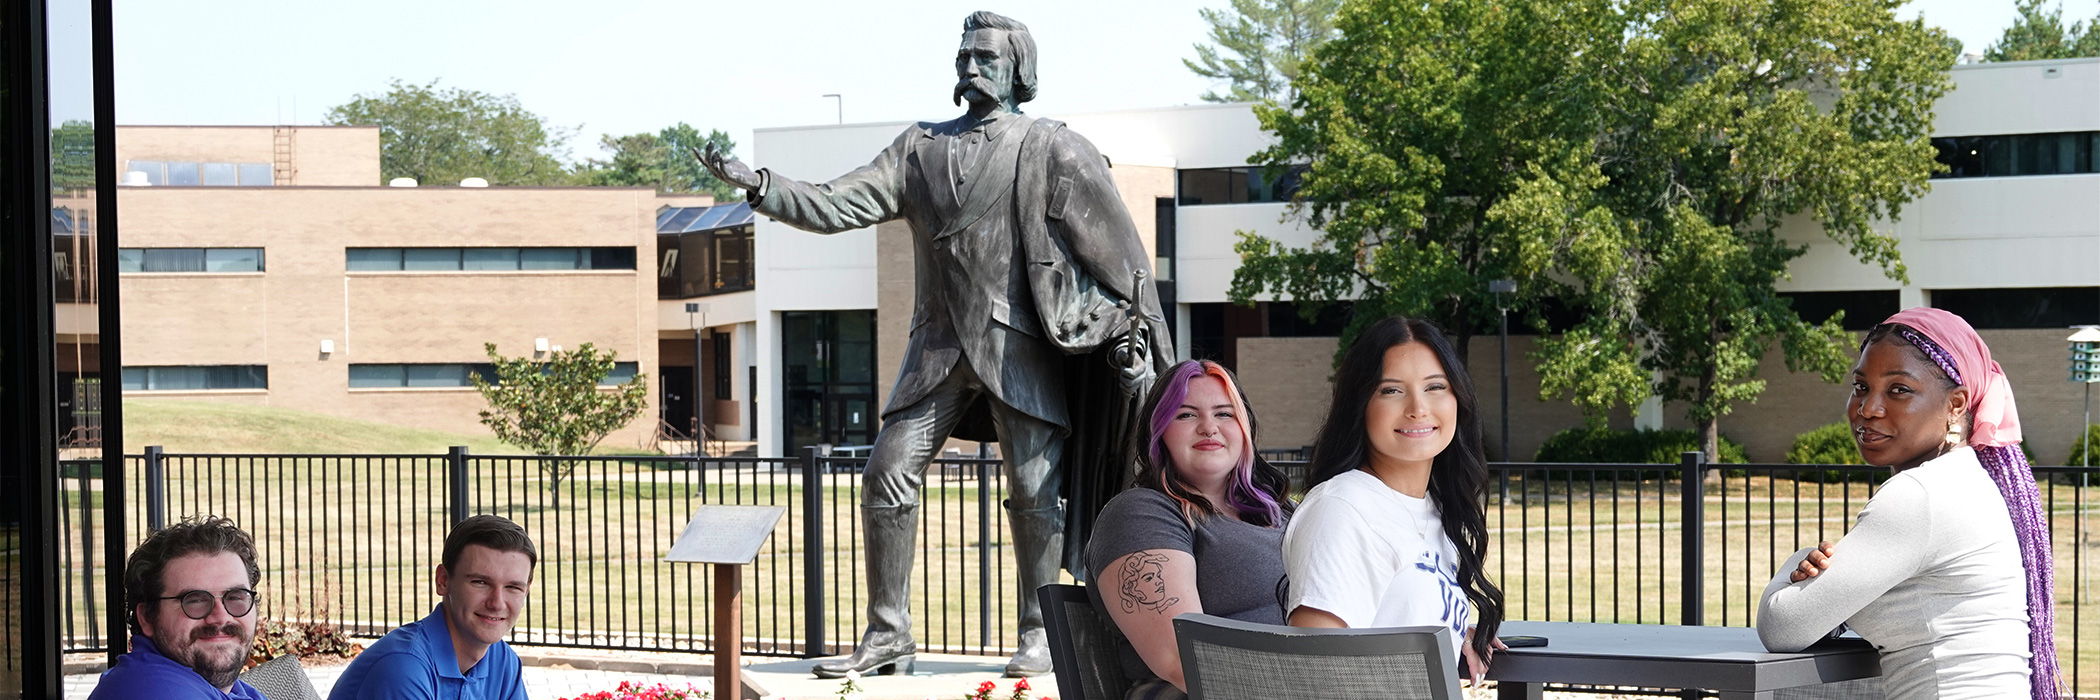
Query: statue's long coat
[[751, 112, 1172, 577]]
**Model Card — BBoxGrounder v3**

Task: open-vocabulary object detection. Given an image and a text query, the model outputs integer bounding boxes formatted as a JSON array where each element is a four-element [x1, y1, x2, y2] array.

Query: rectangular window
[[237, 163, 273, 186], [351, 362, 636, 388], [1933, 287, 2100, 329], [126, 160, 165, 186], [121, 365, 267, 391], [520, 247, 580, 270], [346, 248, 403, 271], [1176, 165, 1309, 205], [201, 162, 238, 186], [401, 248, 462, 271], [1779, 290, 1900, 331], [118, 248, 263, 273], [713, 332, 732, 400], [462, 247, 521, 270], [165, 162, 202, 186], [1932, 131, 2100, 179], [350, 247, 637, 272]]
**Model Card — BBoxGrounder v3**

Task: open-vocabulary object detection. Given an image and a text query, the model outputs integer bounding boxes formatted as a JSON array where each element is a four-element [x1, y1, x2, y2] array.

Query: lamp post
[[822, 94, 842, 124], [688, 302, 710, 455], [2069, 324, 2099, 603], [1490, 279, 1516, 504]]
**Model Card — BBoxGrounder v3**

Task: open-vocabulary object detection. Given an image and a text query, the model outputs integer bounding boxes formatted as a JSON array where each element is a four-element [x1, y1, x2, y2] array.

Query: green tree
[[1230, 0, 1633, 359], [574, 123, 739, 199], [470, 342, 648, 503], [1984, 0, 2098, 61], [1535, 0, 1951, 460], [1184, 0, 1342, 103], [325, 79, 576, 186]]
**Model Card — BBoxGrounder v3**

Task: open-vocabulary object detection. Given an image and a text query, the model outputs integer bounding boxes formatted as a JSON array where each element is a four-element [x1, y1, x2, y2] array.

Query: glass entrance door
[[781, 310, 877, 454]]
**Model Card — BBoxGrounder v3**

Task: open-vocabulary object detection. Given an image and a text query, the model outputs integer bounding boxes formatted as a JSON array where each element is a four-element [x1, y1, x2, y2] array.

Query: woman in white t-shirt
[[1282, 315, 1507, 684]]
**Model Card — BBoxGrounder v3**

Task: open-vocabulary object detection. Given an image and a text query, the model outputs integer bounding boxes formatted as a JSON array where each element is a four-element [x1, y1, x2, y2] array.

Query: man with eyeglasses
[[90, 515, 268, 700], [330, 514, 536, 700]]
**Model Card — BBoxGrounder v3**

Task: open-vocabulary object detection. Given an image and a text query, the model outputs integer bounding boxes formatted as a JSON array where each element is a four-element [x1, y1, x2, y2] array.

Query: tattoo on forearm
[[1118, 551, 1181, 614]]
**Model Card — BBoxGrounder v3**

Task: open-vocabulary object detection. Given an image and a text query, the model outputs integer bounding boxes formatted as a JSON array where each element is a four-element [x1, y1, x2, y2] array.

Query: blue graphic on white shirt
[[1414, 550, 1469, 637]]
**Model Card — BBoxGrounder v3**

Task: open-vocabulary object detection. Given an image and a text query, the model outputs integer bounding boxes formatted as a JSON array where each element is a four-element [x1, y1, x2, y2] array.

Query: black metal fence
[[55, 450, 2097, 694]]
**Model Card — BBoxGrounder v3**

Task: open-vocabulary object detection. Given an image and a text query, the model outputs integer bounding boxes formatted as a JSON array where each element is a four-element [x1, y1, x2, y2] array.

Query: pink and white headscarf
[[1880, 307, 2059, 699]]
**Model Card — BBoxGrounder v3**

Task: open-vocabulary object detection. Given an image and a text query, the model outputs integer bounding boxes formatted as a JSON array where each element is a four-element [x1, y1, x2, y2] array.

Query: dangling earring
[[1945, 415, 1963, 447]]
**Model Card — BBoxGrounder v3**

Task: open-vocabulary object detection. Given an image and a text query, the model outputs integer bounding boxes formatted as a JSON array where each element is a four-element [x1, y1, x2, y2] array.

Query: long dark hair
[[1305, 316, 1504, 659], [1131, 360, 1293, 527]]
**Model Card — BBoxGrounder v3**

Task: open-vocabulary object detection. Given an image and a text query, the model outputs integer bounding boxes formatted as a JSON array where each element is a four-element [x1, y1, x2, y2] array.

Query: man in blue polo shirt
[[330, 514, 537, 700], [90, 515, 269, 700]]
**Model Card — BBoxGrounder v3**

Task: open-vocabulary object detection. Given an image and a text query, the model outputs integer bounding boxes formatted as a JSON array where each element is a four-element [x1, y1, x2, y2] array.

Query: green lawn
[[122, 399, 528, 454]]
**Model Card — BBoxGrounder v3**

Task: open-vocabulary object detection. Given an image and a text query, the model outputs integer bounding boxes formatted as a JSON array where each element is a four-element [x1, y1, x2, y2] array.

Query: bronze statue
[[700, 10, 1171, 679]]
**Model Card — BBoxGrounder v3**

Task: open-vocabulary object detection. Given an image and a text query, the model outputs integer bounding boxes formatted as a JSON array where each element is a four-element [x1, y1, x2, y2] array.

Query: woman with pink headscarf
[[1757, 308, 2060, 699]]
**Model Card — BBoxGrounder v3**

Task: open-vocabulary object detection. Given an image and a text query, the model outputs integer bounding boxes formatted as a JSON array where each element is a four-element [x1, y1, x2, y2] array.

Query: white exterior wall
[[1778, 58, 2100, 299]]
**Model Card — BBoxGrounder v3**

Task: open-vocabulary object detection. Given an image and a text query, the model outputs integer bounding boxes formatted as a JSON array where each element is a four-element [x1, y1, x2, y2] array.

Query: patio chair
[[239, 654, 323, 700], [1173, 614, 1461, 700], [1038, 583, 1131, 700]]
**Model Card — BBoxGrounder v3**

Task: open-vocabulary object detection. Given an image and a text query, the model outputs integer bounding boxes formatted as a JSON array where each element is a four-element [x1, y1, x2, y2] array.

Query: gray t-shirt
[[1084, 488, 1289, 685]]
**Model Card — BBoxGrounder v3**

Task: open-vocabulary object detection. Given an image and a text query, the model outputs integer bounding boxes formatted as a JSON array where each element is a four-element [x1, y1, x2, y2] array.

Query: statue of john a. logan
[[700, 10, 1171, 679]]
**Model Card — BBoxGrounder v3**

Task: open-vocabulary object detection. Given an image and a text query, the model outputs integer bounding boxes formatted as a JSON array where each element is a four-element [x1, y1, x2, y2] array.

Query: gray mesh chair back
[[1038, 583, 1131, 700], [1173, 614, 1461, 700], [239, 654, 323, 700], [1775, 677, 1884, 700]]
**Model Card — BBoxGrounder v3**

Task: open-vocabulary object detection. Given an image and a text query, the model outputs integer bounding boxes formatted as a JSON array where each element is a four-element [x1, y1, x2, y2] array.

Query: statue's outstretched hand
[[694, 144, 763, 193]]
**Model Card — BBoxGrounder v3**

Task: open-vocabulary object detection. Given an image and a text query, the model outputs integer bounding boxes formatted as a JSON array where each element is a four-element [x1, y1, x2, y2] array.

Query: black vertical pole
[[1679, 451, 1705, 627], [89, 0, 126, 671], [1499, 308, 1510, 462], [143, 446, 165, 531], [447, 446, 468, 528], [801, 446, 825, 658], [978, 443, 993, 648]]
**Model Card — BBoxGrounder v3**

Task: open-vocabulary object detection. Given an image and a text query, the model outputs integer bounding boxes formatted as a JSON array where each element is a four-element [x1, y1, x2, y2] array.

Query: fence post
[[1679, 450, 1706, 627], [143, 445, 165, 531], [978, 443, 993, 649], [447, 446, 469, 528], [802, 446, 825, 658]]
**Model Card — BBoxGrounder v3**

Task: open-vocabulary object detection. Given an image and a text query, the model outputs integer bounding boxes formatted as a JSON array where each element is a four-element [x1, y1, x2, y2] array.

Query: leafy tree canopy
[[1185, 0, 1342, 103], [326, 79, 576, 186], [1984, 0, 2100, 61], [51, 120, 95, 194], [1233, 0, 1951, 461], [574, 123, 740, 199]]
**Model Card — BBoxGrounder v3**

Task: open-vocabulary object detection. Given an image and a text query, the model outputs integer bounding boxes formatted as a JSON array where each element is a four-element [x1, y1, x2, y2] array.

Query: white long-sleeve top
[[1756, 447, 2030, 699]]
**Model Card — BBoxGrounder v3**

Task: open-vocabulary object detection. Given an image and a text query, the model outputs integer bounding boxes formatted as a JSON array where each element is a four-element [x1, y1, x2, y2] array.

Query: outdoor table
[[1486, 620, 1879, 700]]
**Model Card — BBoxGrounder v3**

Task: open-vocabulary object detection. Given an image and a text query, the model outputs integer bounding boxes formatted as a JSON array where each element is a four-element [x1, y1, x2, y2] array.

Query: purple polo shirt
[[87, 634, 268, 700]]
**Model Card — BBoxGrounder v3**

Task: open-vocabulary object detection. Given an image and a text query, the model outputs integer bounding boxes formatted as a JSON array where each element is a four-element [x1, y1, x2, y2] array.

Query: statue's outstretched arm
[[699, 131, 913, 235]]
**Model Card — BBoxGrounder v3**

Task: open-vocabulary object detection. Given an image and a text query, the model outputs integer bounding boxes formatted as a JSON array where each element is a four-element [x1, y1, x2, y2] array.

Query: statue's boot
[[812, 504, 919, 679], [1003, 504, 1063, 677]]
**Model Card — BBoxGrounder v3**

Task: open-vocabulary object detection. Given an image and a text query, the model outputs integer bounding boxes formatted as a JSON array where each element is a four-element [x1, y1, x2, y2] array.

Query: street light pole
[[1490, 279, 1516, 503], [688, 302, 711, 455], [2068, 324, 2100, 603], [822, 94, 842, 125]]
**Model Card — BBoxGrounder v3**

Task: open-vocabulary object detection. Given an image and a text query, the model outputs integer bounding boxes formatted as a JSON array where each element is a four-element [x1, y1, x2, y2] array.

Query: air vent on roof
[[460, 177, 489, 187], [389, 177, 418, 187], [121, 171, 151, 186]]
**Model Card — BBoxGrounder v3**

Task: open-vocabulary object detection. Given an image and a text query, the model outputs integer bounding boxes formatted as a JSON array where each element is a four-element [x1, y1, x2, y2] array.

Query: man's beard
[[160, 622, 252, 689], [953, 76, 1002, 107]]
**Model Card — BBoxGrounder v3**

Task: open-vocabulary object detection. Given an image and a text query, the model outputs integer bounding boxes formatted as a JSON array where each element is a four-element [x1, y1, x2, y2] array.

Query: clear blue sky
[[91, 0, 2100, 163]]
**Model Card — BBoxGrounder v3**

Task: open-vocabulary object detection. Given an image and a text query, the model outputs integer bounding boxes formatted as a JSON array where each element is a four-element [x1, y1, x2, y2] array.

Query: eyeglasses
[[151, 589, 259, 619]]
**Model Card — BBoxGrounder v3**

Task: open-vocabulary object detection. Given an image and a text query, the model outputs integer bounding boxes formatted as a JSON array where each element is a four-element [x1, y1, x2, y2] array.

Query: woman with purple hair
[[1084, 360, 1294, 700], [1758, 307, 2060, 699]]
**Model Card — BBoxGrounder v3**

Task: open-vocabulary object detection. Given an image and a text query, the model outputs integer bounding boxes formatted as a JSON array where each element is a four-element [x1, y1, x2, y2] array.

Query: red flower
[[1015, 678, 1030, 691]]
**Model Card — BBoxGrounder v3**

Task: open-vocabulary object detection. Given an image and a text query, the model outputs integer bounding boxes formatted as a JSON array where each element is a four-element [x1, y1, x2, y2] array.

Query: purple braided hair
[[1895, 328, 2062, 699]]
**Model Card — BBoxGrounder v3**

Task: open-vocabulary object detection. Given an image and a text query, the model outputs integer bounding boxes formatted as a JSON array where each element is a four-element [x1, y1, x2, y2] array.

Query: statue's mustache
[[953, 76, 999, 106]]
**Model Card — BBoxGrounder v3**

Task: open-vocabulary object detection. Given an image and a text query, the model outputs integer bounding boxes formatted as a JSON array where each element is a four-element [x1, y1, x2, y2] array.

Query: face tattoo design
[[1119, 551, 1181, 613]]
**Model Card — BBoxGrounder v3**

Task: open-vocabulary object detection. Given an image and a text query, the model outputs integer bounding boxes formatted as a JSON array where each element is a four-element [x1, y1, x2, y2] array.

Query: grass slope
[[124, 399, 526, 455]]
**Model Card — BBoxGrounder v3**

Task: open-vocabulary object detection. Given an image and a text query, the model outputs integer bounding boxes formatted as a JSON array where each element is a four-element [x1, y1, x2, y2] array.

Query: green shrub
[[1535, 427, 1747, 464], [1784, 423, 1881, 483], [2066, 424, 2100, 469]]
